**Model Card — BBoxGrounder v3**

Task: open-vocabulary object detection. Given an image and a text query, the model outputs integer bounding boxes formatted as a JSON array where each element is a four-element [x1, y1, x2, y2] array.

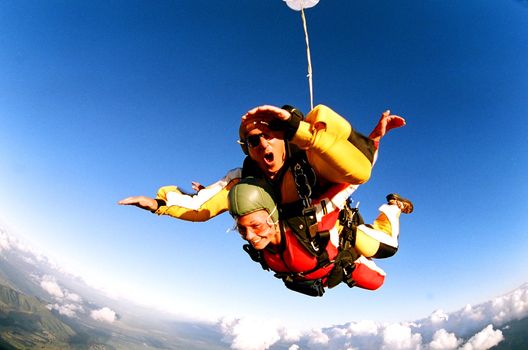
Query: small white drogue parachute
[[283, 0, 320, 11]]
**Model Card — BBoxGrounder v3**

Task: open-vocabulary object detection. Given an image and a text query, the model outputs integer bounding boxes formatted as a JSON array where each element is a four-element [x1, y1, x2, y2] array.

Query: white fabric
[[354, 256, 386, 276], [357, 204, 401, 248], [313, 184, 358, 222], [166, 168, 242, 210], [284, 0, 319, 11]]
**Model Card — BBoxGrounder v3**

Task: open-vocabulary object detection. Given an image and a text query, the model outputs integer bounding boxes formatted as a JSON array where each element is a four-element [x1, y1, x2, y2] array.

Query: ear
[[240, 142, 248, 155]]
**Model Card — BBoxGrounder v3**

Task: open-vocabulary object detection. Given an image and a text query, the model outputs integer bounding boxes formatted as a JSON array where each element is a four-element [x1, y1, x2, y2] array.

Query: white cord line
[[301, 7, 314, 111]]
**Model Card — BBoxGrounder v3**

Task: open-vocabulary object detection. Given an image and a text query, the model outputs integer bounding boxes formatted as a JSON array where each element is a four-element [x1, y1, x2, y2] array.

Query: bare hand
[[242, 105, 292, 123], [118, 196, 158, 211], [241, 105, 292, 140], [191, 181, 205, 192], [368, 110, 406, 142]]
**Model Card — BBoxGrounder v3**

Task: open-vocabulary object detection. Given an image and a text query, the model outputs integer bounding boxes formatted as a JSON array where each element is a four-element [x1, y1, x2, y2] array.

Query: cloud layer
[[37, 274, 117, 323], [218, 283, 527, 350]]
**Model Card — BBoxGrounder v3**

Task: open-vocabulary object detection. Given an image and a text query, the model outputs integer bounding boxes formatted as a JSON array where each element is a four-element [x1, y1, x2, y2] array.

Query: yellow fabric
[[292, 105, 372, 185], [354, 230, 382, 258], [355, 211, 399, 257], [155, 179, 239, 222], [372, 212, 393, 236]]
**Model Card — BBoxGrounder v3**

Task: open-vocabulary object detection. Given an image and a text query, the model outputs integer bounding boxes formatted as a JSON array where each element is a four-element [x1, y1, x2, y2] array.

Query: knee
[[373, 244, 398, 259]]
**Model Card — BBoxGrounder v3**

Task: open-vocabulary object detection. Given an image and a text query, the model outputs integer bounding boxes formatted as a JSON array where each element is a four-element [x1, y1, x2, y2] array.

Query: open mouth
[[264, 152, 274, 163]]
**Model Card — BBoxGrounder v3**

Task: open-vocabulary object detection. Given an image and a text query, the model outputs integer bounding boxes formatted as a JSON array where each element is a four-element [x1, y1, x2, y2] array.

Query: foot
[[386, 193, 413, 214]]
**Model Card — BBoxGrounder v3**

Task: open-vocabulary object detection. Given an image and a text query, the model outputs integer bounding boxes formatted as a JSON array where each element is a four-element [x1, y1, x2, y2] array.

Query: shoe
[[386, 193, 413, 214]]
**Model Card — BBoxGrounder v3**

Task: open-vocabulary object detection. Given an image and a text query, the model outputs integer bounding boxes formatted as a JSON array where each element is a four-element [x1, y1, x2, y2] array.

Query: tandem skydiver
[[227, 176, 412, 296], [119, 104, 413, 296]]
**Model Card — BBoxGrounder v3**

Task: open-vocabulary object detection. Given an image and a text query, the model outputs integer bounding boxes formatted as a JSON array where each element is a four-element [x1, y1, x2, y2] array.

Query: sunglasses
[[244, 133, 273, 148]]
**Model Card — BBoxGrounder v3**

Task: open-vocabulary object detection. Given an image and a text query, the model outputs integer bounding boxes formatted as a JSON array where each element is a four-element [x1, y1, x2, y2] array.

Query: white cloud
[[430, 309, 449, 325], [90, 307, 117, 323], [0, 230, 11, 252], [0, 226, 31, 253], [460, 304, 485, 323], [65, 291, 82, 303], [217, 316, 300, 350], [37, 274, 82, 302], [40, 275, 64, 298], [219, 316, 283, 350], [307, 328, 330, 346], [429, 329, 460, 350], [216, 284, 527, 350], [21, 255, 37, 265], [459, 325, 503, 350], [381, 323, 422, 350], [348, 320, 380, 336], [490, 286, 528, 325], [47, 303, 84, 318], [280, 326, 302, 342], [37, 275, 85, 319], [0, 225, 47, 257]]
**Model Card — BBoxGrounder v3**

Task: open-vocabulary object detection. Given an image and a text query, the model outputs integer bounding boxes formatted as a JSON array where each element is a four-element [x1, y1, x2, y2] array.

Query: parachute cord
[[301, 7, 314, 111]]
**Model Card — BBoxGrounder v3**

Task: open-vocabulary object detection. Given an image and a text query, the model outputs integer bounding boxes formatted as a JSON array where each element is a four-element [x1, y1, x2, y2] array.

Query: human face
[[236, 210, 280, 250], [245, 126, 286, 179]]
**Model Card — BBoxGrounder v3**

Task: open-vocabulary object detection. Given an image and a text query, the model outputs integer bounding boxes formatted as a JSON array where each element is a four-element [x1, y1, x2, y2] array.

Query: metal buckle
[[302, 206, 318, 238]]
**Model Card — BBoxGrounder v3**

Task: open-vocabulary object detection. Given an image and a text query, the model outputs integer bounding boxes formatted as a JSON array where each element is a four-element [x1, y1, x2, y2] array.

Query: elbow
[[358, 169, 371, 184], [350, 166, 371, 185]]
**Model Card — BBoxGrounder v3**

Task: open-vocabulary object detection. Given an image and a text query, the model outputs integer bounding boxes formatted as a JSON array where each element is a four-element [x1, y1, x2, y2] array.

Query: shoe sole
[[386, 193, 413, 214]]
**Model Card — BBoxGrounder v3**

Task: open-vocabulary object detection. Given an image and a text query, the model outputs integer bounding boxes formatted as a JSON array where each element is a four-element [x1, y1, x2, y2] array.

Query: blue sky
[[1, 0, 527, 330]]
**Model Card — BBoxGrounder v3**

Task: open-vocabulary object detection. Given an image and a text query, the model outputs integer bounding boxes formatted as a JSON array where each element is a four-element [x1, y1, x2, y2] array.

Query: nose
[[244, 228, 257, 241], [258, 136, 270, 149]]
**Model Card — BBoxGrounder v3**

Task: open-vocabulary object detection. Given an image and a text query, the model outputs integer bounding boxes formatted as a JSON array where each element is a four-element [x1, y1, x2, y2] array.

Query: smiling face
[[243, 124, 286, 179], [236, 209, 281, 250]]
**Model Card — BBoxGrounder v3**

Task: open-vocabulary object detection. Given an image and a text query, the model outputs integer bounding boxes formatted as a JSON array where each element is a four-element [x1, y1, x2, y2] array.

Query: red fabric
[[262, 229, 337, 280], [350, 262, 385, 290], [314, 183, 349, 232]]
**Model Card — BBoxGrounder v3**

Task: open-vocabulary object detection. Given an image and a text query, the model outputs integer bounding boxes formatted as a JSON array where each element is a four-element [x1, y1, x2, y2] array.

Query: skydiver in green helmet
[[227, 176, 411, 296]]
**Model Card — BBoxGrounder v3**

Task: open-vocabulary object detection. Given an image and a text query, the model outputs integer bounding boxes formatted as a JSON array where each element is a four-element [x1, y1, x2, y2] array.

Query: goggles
[[238, 120, 282, 150], [243, 133, 273, 148], [235, 205, 278, 238]]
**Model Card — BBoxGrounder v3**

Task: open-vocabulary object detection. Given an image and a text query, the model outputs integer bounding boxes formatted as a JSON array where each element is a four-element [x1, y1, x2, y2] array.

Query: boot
[[386, 193, 413, 214]]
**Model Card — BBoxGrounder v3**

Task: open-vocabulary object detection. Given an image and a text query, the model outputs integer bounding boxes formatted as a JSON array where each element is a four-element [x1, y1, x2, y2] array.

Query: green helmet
[[228, 177, 279, 223]]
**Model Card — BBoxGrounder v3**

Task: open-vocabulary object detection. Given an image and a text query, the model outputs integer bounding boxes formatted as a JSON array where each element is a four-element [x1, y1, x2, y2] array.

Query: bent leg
[[354, 204, 402, 259]]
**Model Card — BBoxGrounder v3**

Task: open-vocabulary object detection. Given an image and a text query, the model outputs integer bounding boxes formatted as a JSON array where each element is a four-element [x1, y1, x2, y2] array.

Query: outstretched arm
[[118, 196, 159, 211], [118, 168, 242, 222]]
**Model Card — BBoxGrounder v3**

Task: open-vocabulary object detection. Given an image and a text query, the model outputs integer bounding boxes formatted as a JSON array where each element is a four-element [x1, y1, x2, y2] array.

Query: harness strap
[[327, 198, 364, 288], [283, 278, 325, 297], [242, 244, 269, 271], [285, 141, 316, 208], [338, 198, 363, 249]]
